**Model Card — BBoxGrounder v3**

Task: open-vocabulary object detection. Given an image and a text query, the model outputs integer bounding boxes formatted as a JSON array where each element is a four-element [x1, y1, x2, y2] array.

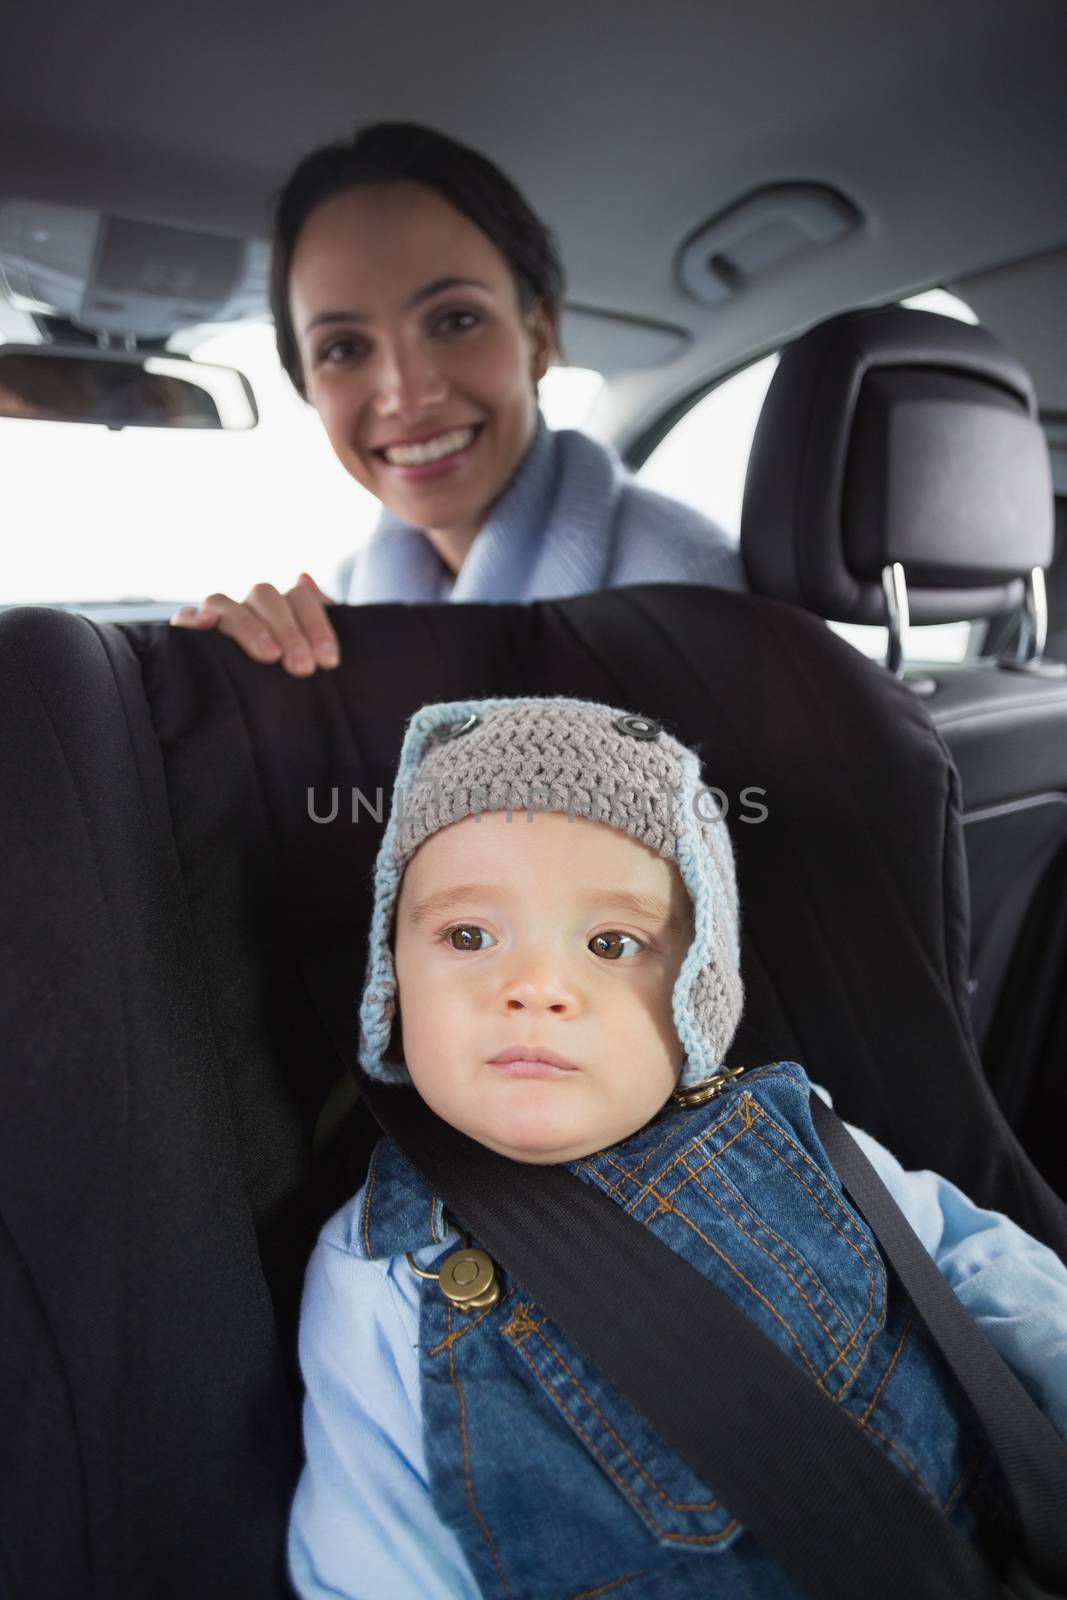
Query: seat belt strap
[[810, 1093, 1067, 1584], [357, 1076, 1028, 1600]]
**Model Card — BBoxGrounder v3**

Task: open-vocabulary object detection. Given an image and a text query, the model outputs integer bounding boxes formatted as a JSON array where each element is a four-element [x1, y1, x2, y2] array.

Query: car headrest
[[740, 307, 1054, 625]]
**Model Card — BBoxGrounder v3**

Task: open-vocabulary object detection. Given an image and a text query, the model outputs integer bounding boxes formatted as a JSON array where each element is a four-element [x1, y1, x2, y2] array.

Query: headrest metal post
[[881, 562, 910, 677], [1016, 566, 1047, 665], [997, 566, 1065, 676]]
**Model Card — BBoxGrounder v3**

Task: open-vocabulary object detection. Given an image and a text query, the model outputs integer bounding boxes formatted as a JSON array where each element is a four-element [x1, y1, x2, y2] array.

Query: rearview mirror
[[0, 344, 258, 430]]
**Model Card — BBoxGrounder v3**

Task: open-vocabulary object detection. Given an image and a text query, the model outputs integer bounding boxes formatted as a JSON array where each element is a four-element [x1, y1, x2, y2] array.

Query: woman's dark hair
[[269, 121, 565, 399]]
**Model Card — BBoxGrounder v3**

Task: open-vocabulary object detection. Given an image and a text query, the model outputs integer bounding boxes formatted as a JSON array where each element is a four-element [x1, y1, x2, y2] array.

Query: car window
[[636, 290, 979, 663], [0, 319, 603, 608], [637, 353, 778, 541]]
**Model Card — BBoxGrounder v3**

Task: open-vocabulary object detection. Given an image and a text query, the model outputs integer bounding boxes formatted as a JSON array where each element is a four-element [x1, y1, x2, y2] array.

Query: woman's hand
[[170, 572, 339, 675]]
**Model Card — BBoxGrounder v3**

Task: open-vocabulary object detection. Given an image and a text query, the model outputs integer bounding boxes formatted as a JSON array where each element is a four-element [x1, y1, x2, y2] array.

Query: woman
[[172, 122, 745, 675]]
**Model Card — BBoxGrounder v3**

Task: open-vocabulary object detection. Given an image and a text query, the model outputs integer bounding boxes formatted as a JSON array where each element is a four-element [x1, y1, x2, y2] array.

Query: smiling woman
[[171, 122, 745, 672], [288, 178, 555, 579]]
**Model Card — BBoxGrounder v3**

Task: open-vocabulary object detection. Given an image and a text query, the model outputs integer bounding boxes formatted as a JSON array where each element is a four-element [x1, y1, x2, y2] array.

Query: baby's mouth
[[488, 1045, 580, 1076]]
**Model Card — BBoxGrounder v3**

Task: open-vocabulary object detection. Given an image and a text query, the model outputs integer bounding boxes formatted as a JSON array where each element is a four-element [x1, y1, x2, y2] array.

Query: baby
[[288, 696, 1067, 1600]]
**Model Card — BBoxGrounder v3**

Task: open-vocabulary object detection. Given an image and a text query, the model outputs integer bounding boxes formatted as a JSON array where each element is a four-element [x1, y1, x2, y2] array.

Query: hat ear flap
[[670, 753, 744, 1086]]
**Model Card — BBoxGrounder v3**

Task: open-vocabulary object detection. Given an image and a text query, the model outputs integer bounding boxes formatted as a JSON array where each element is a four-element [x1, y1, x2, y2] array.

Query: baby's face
[[393, 811, 692, 1163]]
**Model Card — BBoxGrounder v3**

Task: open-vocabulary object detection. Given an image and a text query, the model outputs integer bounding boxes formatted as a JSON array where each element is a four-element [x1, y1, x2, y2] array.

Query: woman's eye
[[434, 309, 481, 336], [444, 924, 497, 953], [589, 931, 644, 961], [317, 336, 366, 366]]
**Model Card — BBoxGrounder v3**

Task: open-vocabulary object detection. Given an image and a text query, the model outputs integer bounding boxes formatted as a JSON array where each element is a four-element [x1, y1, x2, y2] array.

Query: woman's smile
[[373, 422, 484, 479]]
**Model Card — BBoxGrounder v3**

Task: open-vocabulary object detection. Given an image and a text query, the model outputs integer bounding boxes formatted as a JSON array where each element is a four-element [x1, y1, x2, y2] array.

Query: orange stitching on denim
[[427, 1283, 516, 1359], [501, 1304, 541, 1342], [573, 1100, 876, 1388], [864, 1419, 939, 1505], [749, 1117, 885, 1297], [569, 1573, 646, 1598], [677, 1153, 876, 1394], [675, 1141, 861, 1352], [430, 1197, 440, 1245], [628, 1125, 686, 1173], [623, 1113, 711, 1175], [752, 1113, 885, 1272], [748, 1119, 884, 1382], [860, 1315, 913, 1425], [673, 1148, 861, 1381], [595, 1129, 867, 1382], [655, 1100, 760, 1203], [594, 1100, 752, 1197], [599, 1096, 748, 1185], [507, 1326, 739, 1543], [593, 1115, 753, 1216], [676, 1143, 854, 1336], [591, 1139, 703, 1207], [749, 1111, 881, 1265], [447, 1301, 513, 1596], [657, 1125, 756, 1202], [507, 1309, 720, 1513], [588, 1073, 779, 1200], [360, 1142, 383, 1259], [577, 1122, 679, 1186], [681, 1139, 857, 1324], [567, 1154, 827, 1381]]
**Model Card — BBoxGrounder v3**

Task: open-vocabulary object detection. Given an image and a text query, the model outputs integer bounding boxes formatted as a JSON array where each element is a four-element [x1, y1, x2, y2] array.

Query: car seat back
[[2, 588, 1065, 1598], [740, 307, 1067, 1087]]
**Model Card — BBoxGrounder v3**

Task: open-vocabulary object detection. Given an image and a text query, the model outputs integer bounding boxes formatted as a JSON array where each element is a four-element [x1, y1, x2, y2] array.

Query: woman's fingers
[[170, 590, 282, 664], [240, 583, 322, 674], [290, 575, 340, 668], [169, 578, 340, 673], [170, 603, 222, 629], [297, 571, 333, 602]]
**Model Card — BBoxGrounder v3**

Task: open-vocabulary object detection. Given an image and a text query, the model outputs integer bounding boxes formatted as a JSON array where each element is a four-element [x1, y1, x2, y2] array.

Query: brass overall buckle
[[670, 1063, 747, 1108], [407, 1234, 502, 1313]]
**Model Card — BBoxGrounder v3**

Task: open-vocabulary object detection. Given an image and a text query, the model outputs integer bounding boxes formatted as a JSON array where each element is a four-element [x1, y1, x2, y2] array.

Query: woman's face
[[288, 181, 556, 547]]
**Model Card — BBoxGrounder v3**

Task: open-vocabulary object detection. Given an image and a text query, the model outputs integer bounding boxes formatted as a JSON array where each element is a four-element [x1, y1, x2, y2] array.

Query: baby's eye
[[444, 924, 498, 953], [589, 931, 644, 961]]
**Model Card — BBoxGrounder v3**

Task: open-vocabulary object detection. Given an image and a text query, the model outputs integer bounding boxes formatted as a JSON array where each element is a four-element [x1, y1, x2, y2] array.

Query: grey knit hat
[[358, 696, 743, 1088]]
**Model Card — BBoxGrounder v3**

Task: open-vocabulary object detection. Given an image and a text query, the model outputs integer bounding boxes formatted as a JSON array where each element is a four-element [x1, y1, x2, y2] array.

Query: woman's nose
[[373, 339, 447, 417]]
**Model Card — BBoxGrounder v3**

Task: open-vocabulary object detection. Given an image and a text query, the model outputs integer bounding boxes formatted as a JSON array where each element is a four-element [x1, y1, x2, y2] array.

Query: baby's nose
[[506, 993, 569, 1014], [502, 966, 578, 1016]]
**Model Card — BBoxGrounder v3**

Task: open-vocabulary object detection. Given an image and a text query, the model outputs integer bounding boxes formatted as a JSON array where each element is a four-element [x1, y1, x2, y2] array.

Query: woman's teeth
[[384, 426, 476, 466]]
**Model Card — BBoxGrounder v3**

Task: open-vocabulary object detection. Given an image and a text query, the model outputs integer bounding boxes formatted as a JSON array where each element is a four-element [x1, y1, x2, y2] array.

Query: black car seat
[[2, 590, 1065, 1599], [981, 491, 1067, 1192], [740, 306, 1067, 1144]]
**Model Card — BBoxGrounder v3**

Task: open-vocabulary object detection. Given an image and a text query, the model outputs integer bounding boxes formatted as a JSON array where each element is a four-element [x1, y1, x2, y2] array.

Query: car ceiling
[[1, 0, 1066, 452]]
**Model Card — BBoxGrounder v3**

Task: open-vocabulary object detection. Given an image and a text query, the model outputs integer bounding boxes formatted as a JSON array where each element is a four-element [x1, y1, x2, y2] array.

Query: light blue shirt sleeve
[[287, 1214, 480, 1600], [289, 1130, 1067, 1597], [842, 1116, 1067, 1440]]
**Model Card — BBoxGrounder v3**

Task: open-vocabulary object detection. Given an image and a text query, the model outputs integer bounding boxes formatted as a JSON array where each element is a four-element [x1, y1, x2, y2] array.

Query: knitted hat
[[358, 696, 743, 1088]]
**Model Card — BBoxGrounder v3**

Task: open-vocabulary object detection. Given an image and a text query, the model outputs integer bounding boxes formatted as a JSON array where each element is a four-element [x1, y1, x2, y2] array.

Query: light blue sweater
[[288, 1104, 1067, 1600], [337, 413, 747, 604]]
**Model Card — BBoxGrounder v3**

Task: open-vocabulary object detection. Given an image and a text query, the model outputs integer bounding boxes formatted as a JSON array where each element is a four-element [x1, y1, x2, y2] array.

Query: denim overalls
[[359, 1062, 993, 1599]]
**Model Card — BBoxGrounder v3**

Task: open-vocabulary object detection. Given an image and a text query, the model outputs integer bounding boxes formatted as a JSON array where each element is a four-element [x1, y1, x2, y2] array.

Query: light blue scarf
[[343, 413, 644, 604]]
